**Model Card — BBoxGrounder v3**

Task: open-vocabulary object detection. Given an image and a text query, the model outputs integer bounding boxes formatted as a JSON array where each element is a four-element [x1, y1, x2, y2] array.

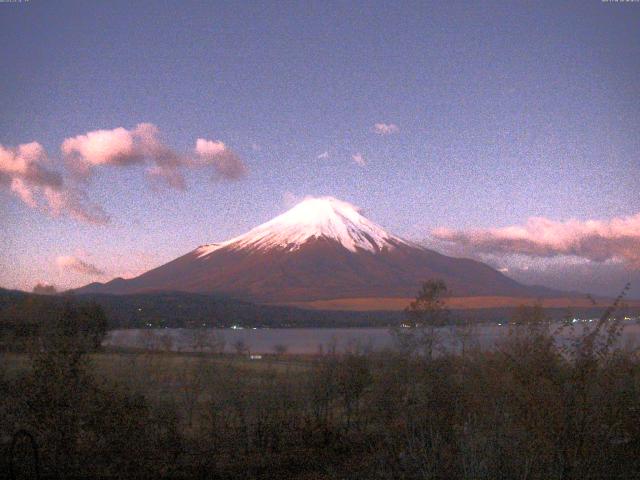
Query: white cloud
[[317, 151, 329, 159]]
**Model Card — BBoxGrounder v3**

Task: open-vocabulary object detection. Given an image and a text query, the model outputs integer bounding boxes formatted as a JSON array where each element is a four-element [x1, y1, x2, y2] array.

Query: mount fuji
[[73, 197, 560, 307]]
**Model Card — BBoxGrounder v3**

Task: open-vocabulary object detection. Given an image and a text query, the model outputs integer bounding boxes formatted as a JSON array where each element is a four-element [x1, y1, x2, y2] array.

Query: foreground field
[[3, 314, 640, 479]]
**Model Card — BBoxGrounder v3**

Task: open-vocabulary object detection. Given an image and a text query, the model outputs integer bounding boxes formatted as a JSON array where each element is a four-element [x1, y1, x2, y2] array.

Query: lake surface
[[105, 322, 640, 355]]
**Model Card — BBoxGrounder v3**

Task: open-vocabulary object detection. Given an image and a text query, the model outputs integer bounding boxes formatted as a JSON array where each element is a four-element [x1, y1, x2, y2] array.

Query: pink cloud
[[195, 138, 247, 180], [146, 165, 186, 190], [352, 153, 366, 166], [0, 142, 43, 175], [62, 125, 248, 187], [56, 255, 105, 276], [44, 187, 109, 225], [0, 141, 107, 224], [62, 123, 186, 189], [0, 142, 62, 187], [195, 139, 226, 157], [433, 213, 640, 267], [61, 127, 139, 167], [10, 178, 37, 207], [2, 125, 249, 223], [373, 123, 399, 135]]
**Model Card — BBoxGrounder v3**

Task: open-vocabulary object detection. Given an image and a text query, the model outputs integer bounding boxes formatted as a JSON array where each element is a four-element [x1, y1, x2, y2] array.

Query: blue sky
[[1, 1, 639, 296]]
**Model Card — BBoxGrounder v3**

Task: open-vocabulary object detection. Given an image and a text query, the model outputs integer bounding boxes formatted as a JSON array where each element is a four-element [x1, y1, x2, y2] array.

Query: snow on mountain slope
[[195, 196, 410, 257]]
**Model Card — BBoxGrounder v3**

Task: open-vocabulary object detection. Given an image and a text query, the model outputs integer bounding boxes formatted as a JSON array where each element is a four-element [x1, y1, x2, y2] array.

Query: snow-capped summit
[[195, 196, 409, 257]]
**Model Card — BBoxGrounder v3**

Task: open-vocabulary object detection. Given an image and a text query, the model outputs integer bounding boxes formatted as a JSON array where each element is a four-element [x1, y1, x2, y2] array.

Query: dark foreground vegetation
[[1, 283, 640, 478]]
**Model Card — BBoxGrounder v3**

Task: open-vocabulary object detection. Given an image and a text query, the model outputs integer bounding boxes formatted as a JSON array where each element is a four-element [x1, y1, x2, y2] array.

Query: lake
[[105, 321, 640, 355]]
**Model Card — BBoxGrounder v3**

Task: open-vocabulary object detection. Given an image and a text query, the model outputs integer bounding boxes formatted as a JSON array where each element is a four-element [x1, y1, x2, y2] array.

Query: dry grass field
[[281, 295, 640, 311]]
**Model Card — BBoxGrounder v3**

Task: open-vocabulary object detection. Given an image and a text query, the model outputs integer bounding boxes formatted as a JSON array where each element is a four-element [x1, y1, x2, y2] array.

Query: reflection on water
[[105, 322, 640, 355]]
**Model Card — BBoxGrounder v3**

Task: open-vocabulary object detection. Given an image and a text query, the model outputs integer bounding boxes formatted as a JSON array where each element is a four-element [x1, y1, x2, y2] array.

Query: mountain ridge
[[73, 196, 566, 303]]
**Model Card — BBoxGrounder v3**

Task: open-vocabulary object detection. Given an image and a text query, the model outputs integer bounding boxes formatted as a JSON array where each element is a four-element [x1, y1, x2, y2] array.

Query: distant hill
[[1, 288, 636, 331], [0, 288, 400, 329]]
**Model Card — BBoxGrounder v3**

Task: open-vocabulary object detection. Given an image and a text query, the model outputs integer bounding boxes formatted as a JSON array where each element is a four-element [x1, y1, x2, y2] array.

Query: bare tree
[[392, 279, 450, 358]]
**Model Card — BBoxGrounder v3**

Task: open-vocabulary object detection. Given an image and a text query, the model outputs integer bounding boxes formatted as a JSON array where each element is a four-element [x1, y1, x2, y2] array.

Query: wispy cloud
[[433, 213, 640, 267], [194, 138, 247, 180], [352, 153, 366, 166], [0, 141, 109, 224], [44, 187, 110, 224], [373, 123, 399, 135], [317, 151, 329, 159], [0, 142, 62, 188], [56, 255, 105, 276]]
